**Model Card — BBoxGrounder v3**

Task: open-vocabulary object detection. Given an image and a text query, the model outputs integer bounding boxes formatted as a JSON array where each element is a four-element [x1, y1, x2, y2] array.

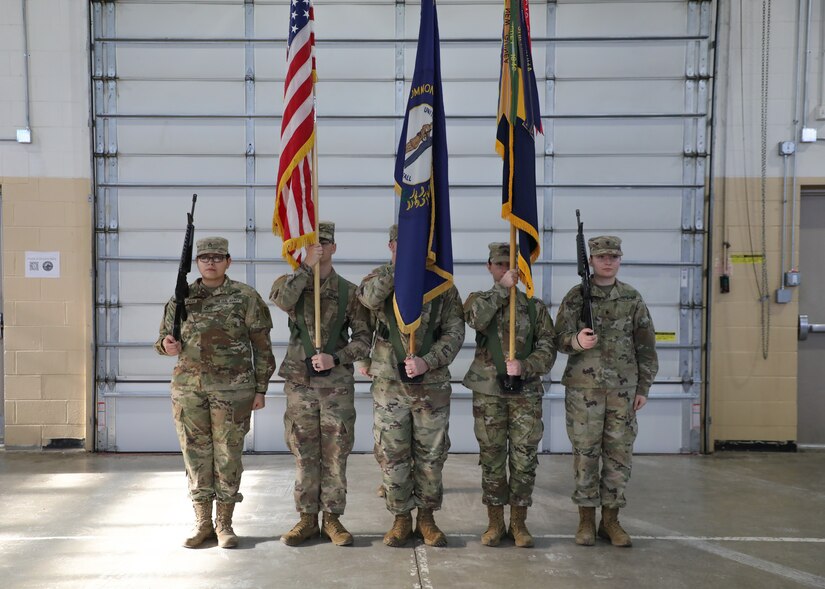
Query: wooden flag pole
[[312, 143, 321, 352], [509, 224, 517, 361], [409, 330, 416, 358]]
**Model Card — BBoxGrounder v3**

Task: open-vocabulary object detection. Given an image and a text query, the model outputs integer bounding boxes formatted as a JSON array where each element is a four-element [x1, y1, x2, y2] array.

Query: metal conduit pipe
[[702, 0, 723, 454], [93, 35, 710, 45], [92, 113, 709, 120], [790, 0, 814, 270], [93, 182, 705, 189], [0, 0, 31, 143]]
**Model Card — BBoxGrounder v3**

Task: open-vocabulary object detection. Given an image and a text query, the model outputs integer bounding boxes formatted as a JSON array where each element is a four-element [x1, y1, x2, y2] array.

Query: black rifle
[[172, 194, 198, 342], [575, 209, 594, 330]]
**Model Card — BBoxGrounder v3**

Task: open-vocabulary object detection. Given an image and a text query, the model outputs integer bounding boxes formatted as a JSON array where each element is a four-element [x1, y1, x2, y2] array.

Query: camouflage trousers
[[472, 392, 543, 507], [372, 377, 451, 515], [565, 387, 638, 508], [171, 386, 256, 504], [284, 381, 356, 515]]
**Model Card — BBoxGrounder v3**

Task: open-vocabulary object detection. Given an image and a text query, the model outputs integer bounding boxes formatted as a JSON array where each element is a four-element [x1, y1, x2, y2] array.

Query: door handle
[[798, 315, 825, 341]]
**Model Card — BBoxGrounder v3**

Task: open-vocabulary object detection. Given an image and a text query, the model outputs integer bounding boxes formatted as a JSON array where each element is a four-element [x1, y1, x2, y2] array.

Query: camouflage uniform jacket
[[555, 279, 658, 397], [270, 265, 372, 387], [357, 263, 465, 384], [155, 276, 276, 393], [463, 283, 557, 397]]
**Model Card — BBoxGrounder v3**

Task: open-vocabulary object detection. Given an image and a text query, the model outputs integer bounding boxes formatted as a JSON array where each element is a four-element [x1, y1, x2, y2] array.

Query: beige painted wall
[[0, 0, 92, 448], [709, 0, 825, 445]]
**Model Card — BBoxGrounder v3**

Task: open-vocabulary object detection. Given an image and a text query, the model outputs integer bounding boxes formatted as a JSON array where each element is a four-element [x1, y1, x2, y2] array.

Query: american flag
[[273, 0, 317, 268]]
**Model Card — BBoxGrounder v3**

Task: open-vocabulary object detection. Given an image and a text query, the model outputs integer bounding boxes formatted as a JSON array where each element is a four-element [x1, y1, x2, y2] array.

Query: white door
[[797, 188, 825, 448]]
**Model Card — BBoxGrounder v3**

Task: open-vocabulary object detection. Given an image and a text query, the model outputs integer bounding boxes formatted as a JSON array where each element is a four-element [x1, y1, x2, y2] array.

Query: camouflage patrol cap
[[389, 224, 398, 242], [488, 242, 510, 264], [318, 221, 335, 243], [588, 235, 622, 256], [196, 236, 229, 256]]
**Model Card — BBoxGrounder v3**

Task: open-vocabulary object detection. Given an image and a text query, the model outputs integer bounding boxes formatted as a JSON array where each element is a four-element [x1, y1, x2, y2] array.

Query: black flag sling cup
[[173, 194, 198, 341]]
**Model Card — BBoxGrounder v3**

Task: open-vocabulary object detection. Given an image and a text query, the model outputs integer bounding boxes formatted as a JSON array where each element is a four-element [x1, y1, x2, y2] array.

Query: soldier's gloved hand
[[499, 269, 518, 288], [576, 328, 598, 350], [404, 356, 429, 378], [252, 393, 266, 410], [505, 359, 523, 377], [304, 243, 323, 268], [163, 335, 182, 356], [633, 394, 647, 412], [312, 352, 335, 371]]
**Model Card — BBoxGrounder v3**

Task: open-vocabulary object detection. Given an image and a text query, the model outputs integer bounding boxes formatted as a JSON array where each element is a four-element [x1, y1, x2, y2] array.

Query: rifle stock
[[172, 194, 198, 341], [575, 209, 593, 330]]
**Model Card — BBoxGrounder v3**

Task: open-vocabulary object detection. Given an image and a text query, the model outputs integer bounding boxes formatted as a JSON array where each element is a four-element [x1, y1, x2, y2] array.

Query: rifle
[[575, 209, 594, 330], [172, 194, 198, 342]]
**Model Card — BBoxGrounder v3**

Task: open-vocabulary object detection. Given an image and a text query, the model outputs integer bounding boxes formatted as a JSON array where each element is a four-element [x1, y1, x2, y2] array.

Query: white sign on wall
[[25, 251, 60, 278]]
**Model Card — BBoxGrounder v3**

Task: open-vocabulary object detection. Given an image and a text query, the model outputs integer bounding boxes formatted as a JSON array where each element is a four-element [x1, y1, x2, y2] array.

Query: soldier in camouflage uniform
[[554, 235, 658, 548], [269, 221, 372, 547], [156, 236, 276, 549], [357, 224, 465, 548], [463, 243, 557, 548]]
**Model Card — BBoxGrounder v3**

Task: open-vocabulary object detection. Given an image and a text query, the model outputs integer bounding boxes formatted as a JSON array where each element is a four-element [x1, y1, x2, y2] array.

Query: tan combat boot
[[509, 505, 534, 548], [281, 513, 320, 546], [415, 508, 447, 547], [183, 501, 215, 548], [480, 505, 506, 547], [598, 507, 632, 547], [321, 512, 353, 546], [575, 506, 596, 546], [215, 502, 239, 548], [383, 512, 413, 547]]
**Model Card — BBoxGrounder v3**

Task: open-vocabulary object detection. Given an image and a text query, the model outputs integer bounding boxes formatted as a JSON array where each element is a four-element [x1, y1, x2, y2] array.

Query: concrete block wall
[[708, 0, 824, 445], [0, 0, 93, 449]]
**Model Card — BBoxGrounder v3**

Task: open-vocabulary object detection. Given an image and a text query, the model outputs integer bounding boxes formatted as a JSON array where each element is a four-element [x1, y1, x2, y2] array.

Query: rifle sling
[[290, 274, 349, 358]]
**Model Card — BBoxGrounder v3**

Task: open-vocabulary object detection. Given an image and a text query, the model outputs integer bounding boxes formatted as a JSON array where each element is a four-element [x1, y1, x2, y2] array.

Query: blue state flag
[[496, 0, 542, 297], [392, 0, 453, 336]]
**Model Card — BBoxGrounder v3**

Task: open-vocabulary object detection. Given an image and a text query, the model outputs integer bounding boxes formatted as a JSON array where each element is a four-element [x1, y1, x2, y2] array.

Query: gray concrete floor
[[1, 452, 824, 589]]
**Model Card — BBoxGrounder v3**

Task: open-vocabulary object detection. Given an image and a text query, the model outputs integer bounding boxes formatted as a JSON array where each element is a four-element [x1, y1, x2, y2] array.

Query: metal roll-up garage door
[[92, 0, 710, 453]]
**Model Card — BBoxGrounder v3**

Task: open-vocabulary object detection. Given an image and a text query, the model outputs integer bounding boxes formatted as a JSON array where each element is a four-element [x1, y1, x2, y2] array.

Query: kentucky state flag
[[496, 0, 542, 297], [392, 0, 454, 335]]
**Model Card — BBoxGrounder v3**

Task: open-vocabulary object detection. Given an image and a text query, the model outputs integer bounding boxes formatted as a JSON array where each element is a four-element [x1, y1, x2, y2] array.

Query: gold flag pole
[[509, 224, 517, 361], [312, 142, 321, 352]]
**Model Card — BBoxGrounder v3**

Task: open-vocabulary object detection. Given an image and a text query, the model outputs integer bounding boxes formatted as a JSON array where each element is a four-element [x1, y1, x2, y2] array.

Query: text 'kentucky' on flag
[[273, 0, 316, 269], [393, 0, 453, 335], [496, 0, 542, 297]]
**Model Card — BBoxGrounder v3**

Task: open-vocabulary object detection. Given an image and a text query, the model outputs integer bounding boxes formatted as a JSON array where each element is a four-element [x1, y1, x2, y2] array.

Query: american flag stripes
[[273, 0, 317, 268]]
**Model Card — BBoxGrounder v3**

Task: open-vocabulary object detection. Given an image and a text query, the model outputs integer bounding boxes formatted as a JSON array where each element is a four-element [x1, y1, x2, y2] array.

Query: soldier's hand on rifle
[[576, 328, 598, 350], [304, 243, 323, 268], [499, 269, 518, 288], [311, 352, 335, 371], [505, 359, 523, 377], [404, 356, 429, 378], [252, 393, 266, 410], [163, 335, 182, 356]]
